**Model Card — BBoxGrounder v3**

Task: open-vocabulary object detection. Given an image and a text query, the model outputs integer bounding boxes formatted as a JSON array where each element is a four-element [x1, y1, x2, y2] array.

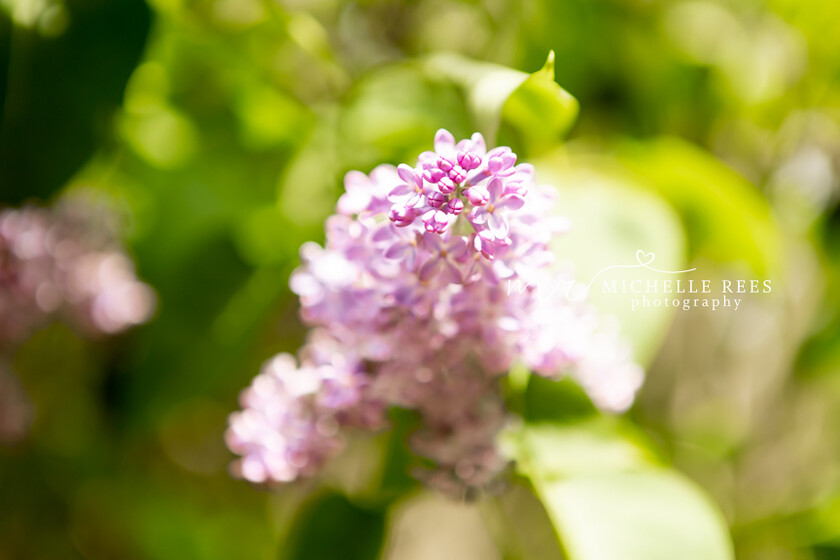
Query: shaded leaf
[[508, 422, 735, 560], [539, 471, 734, 560], [0, 0, 150, 202], [282, 492, 387, 560], [536, 155, 687, 367], [504, 418, 662, 481], [424, 51, 578, 153]]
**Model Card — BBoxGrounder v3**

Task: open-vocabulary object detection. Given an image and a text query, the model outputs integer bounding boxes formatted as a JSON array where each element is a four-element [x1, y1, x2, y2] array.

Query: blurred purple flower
[[0, 196, 156, 447], [0, 199, 155, 344]]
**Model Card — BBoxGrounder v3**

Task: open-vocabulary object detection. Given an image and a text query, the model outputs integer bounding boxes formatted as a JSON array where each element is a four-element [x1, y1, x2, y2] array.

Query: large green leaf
[[539, 471, 734, 560], [614, 137, 780, 276], [535, 155, 687, 367], [507, 421, 735, 560], [282, 492, 387, 560], [509, 420, 663, 480], [500, 51, 580, 154], [424, 51, 578, 153]]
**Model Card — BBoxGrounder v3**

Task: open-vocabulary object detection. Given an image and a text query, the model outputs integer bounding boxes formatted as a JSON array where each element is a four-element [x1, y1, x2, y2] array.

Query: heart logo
[[635, 250, 655, 266]]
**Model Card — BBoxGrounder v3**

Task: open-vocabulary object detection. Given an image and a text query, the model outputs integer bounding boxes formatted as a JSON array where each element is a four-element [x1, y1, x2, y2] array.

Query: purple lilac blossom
[[227, 129, 644, 496], [0, 197, 156, 446], [0, 200, 156, 344]]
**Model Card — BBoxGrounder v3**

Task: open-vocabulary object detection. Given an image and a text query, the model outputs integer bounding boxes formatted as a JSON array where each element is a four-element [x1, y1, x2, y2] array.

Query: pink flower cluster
[[226, 130, 643, 496], [0, 197, 155, 445], [0, 199, 156, 345]]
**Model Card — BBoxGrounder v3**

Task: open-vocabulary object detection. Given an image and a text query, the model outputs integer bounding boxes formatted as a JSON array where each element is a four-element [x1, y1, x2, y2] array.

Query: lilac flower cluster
[[0, 197, 155, 445], [0, 200, 155, 345], [226, 130, 643, 495]]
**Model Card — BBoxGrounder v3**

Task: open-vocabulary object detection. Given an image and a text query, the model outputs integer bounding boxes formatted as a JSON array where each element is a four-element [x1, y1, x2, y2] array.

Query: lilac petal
[[462, 256, 480, 283], [488, 149, 513, 173], [424, 210, 449, 233], [384, 242, 408, 260], [418, 256, 442, 282], [299, 241, 323, 262], [496, 195, 525, 211], [465, 186, 489, 206], [488, 212, 509, 238], [387, 183, 413, 202], [343, 170, 368, 191], [470, 132, 486, 153], [389, 206, 416, 227], [420, 229, 444, 251], [473, 233, 496, 260], [240, 456, 269, 483], [492, 259, 516, 279], [482, 267, 501, 285], [372, 224, 395, 243], [441, 259, 462, 284], [514, 163, 534, 181], [469, 208, 488, 226], [418, 151, 438, 167], [487, 178, 503, 201], [396, 164, 413, 183], [289, 271, 321, 298], [370, 163, 398, 182], [434, 129, 455, 153], [447, 237, 469, 260], [505, 182, 528, 197], [337, 191, 369, 215], [397, 164, 419, 187], [407, 191, 424, 208], [423, 168, 446, 183], [465, 168, 491, 186]]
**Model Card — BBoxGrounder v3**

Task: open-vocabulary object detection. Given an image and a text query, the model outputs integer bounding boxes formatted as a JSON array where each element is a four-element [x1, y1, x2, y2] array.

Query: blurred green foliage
[[507, 420, 733, 560], [2, 0, 840, 559]]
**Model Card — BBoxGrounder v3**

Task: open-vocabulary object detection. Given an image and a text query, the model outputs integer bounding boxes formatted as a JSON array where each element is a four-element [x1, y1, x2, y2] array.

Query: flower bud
[[427, 191, 447, 209]]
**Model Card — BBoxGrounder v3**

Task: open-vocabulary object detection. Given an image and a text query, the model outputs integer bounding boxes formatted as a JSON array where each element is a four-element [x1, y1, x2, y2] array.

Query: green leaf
[[534, 155, 687, 367], [500, 52, 580, 154], [424, 51, 578, 153], [505, 419, 663, 480], [523, 376, 598, 424], [508, 422, 735, 560], [282, 492, 387, 560], [540, 471, 734, 560], [614, 137, 780, 276]]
